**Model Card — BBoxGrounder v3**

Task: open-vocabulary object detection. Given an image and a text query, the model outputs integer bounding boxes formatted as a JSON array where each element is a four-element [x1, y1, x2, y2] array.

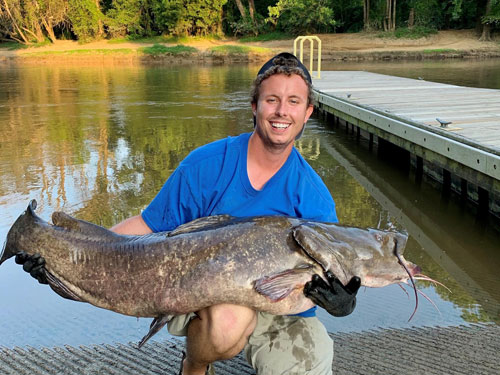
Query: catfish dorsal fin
[[168, 215, 234, 236], [51, 211, 119, 241]]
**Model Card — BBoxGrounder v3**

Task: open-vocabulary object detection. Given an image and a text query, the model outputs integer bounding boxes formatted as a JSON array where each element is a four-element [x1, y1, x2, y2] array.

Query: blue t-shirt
[[142, 132, 338, 316]]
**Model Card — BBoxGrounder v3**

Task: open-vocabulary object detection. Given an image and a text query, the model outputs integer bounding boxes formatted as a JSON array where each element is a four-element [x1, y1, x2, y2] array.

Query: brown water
[[0, 60, 499, 348]]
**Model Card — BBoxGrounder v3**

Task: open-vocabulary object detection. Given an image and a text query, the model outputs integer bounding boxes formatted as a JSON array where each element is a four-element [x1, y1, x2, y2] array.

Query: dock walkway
[[312, 71, 500, 214], [1, 324, 499, 374]]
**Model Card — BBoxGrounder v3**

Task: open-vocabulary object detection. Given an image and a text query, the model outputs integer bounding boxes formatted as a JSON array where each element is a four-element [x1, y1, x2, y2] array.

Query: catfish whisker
[[394, 241, 418, 322], [416, 289, 442, 318], [413, 274, 452, 293], [397, 282, 410, 299]]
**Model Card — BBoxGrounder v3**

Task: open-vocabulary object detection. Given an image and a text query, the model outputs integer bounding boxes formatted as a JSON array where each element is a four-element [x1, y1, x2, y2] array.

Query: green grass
[[0, 39, 52, 50], [23, 48, 135, 56], [108, 34, 221, 45], [239, 32, 292, 43], [0, 42, 27, 50], [422, 48, 457, 54], [139, 44, 197, 55], [209, 45, 271, 54], [377, 26, 438, 40]]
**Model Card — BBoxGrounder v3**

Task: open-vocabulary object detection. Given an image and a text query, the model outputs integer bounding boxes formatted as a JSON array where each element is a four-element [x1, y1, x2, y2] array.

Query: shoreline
[[3, 49, 500, 66], [1, 29, 499, 65]]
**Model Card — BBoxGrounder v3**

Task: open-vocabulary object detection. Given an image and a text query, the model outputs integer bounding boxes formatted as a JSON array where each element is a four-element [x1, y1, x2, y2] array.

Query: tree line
[[1, 0, 499, 44]]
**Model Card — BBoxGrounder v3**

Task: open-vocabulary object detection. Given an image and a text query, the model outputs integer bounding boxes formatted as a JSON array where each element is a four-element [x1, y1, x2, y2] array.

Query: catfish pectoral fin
[[45, 272, 83, 302], [138, 315, 172, 348], [253, 267, 313, 302]]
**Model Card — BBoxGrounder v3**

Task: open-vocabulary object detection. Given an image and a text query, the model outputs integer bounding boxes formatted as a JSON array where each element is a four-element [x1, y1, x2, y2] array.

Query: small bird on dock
[[418, 77, 424, 80], [436, 118, 452, 128], [346, 93, 352, 98]]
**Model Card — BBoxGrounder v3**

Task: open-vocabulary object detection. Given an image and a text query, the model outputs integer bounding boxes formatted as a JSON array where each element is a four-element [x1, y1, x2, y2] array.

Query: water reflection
[[0, 60, 499, 348]]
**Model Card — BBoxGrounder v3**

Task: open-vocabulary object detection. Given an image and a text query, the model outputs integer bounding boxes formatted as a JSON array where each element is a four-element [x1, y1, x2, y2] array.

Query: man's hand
[[304, 271, 361, 317], [15, 251, 48, 285]]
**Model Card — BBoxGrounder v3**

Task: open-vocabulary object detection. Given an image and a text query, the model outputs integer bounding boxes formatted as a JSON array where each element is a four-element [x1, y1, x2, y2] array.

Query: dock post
[[416, 156, 423, 183], [443, 169, 452, 196], [478, 187, 490, 216], [461, 179, 468, 202]]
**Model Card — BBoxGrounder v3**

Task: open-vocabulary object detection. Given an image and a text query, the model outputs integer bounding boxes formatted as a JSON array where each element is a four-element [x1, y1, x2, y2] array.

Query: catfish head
[[293, 222, 420, 288]]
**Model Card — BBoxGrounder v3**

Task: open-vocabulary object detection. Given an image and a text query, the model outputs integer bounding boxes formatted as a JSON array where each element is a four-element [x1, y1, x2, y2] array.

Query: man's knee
[[197, 304, 257, 356]]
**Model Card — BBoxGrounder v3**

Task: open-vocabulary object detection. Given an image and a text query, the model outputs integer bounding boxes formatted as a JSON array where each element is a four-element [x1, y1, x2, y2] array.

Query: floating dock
[[1, 324, 499, 374], [312, 71, 500, 216]]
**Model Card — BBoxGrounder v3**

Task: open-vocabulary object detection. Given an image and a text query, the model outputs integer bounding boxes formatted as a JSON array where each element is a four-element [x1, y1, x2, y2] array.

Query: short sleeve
[[141, 168, 201, 232]]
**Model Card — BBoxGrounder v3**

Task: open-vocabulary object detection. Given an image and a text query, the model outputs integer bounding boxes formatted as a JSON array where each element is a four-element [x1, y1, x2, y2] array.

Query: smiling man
[[109, 53, 359, 375], [19, 53, 359, 375]]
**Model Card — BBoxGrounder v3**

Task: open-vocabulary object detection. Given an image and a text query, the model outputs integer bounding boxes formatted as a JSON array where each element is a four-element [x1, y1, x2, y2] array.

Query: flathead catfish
[[1, 200, 421, 345]]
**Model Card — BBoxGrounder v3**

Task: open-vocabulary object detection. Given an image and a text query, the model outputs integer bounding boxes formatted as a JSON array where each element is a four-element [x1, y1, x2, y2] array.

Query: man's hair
[[251, 55, 314, 106]]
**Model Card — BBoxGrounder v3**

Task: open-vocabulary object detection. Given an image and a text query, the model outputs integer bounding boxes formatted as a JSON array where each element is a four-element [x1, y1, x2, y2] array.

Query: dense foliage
[[0, 0, 498, 44]]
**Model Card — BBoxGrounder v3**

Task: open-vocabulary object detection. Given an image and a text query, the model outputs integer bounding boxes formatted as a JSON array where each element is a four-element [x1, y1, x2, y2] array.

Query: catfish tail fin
[[1, 200, 39, 265]]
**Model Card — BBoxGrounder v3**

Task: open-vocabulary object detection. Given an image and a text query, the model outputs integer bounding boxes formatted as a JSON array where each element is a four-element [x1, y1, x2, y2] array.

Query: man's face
[[252, 73, 314, 151]]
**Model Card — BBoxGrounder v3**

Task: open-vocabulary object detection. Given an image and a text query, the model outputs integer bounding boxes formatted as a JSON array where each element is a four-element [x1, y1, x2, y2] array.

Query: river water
[[0, 59, 499, 349]]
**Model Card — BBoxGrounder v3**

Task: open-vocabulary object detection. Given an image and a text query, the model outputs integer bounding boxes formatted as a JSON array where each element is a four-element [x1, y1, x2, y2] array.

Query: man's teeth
[[272, 123, 290, 129]]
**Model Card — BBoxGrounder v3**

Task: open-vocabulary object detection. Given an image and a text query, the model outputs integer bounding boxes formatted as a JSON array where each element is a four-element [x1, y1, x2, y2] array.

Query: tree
[[384, 0, 396, 31], [329, 0, 363, 33], [107, 0, 148, 37], [266, 0, 337, 35], [67, 0, 105, 41], [407, 0, 441, 29], [0, 0, 67, 44], [153, 0, 227, 36], [480, 0, 500, 40], [36, 0, 68, 43], [0, 0, 31, 43], [364, 0, 371, 30]]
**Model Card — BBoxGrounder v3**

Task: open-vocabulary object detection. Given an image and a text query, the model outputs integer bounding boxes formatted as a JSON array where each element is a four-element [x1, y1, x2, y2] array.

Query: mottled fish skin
[[1, 200, 419, 319]]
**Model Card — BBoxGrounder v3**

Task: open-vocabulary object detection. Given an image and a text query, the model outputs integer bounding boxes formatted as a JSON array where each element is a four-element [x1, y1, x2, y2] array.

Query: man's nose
[[275, 101, 288, 116]]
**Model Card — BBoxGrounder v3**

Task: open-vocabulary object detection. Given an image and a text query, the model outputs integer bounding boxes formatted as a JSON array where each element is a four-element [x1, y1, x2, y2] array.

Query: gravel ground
[[1, 324, 499, 375]]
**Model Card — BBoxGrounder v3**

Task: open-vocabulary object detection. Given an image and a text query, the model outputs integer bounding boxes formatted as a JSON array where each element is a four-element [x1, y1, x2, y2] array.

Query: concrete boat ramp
[[1, 324, 499, 374]]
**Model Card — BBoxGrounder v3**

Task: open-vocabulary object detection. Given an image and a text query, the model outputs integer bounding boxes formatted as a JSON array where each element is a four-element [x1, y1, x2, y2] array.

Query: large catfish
[[1, 200, 421, 345]]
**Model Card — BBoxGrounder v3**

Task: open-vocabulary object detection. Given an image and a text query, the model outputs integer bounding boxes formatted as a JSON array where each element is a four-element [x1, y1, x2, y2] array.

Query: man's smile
[[270, 121, 291, 130]]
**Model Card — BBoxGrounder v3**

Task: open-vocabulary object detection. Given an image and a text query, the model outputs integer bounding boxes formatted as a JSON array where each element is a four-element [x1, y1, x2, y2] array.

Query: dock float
[[1, 324, 498, 374], [312, 71, 500, 217]]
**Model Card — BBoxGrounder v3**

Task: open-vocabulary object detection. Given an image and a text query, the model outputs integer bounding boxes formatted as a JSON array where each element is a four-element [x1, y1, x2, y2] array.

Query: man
[[19, 53, 360, 375]]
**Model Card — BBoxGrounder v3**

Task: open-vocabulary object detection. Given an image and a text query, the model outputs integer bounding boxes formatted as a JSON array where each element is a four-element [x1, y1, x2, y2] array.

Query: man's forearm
[[110, 214, 153, 235]]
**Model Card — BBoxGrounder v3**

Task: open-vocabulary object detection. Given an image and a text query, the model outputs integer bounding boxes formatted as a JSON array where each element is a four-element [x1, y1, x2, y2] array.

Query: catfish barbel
[[1, 200, 426, 346]]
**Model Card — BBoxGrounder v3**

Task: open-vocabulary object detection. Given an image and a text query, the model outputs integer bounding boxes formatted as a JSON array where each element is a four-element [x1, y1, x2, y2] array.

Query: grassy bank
[[1, 30, 499, 64]]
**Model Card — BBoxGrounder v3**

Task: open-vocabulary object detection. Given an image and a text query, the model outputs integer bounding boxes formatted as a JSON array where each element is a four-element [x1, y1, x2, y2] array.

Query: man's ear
[[304, 104, 314, 123], [251, 101, 257, 116]]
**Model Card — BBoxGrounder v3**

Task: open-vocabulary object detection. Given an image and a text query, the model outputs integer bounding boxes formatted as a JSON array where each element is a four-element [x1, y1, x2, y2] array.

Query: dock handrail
[[293, 36, 321, 79]]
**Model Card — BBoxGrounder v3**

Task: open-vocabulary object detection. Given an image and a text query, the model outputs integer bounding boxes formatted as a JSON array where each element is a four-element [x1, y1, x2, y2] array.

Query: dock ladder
[[293, 36, 322, 79]]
